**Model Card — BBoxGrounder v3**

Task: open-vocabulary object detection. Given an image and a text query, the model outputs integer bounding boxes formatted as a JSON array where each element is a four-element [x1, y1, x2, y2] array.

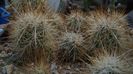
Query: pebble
[[0, 29, 4, 37], [6, 64, 14, 74], [51, 63, 59, 74], [0, 51, 8, 57]]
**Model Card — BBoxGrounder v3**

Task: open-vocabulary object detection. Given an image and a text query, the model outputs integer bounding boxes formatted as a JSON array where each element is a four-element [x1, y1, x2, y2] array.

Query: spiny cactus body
[[31, 61, 50, 74], [87, 11, 130, 51], [57, 32, 85, 63], [11, 0, 47, 13], [66, 11, 88, 32], [11, 12, 57, 65], [89, 50, 133, 74]]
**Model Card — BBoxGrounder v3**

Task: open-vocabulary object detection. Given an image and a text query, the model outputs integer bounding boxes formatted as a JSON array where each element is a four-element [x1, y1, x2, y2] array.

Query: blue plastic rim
[[0, 7, 10, 25]]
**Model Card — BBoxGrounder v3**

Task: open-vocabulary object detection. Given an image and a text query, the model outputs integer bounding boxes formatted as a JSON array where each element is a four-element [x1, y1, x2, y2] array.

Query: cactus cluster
[[56, 11, 89, 63], [9, 2, 133, 73]]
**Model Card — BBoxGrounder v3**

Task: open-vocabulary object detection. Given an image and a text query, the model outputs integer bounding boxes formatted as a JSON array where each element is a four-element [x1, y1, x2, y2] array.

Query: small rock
[[0, 29, 4, 37], [0, 59, 5, 65], [63, 70, 72, 74], [2, 64, 14, 74], [4, 47, 11, 53], [6, 64, 14, 74], [75, 68, 80, 71], [2, 66, 7, 74], [0, 45, 3, 52], [7, 52, 13, 56], [0, 51, 8, 57], [66, 66, 71, 70], [51, 63, 59, 74]]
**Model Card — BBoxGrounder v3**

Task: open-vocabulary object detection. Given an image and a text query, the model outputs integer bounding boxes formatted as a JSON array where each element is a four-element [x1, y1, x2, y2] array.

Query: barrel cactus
[[57, 31, 86, 63], [10, 0, 47, 13], [66, 11, 88, 32], [89, 50, 133, 74], [11, 12, 57, 64], [87, 11, 130, 51]]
